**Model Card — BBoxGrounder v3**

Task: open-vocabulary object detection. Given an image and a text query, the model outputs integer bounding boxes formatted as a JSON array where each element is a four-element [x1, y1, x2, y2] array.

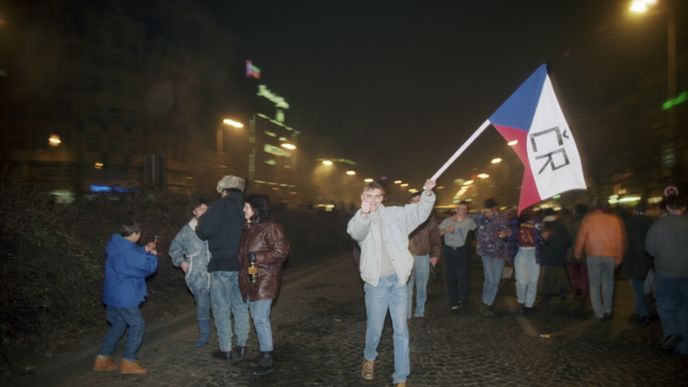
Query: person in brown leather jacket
[[574, 199, 626, 321], [238, 194, 289, 376]]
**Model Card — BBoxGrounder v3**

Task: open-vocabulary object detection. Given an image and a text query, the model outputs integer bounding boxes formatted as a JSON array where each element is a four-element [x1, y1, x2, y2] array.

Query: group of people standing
[[348, 181, 687, 387], [93, 175, 289, 376]]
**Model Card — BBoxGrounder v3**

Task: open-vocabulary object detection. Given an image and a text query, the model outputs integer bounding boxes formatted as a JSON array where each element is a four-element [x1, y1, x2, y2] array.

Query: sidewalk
[[13, 253, 688, 386]]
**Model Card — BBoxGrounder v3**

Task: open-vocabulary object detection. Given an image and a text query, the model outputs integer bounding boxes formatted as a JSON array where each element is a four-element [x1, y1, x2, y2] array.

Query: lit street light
[[280, 142, 297, 150], [222, 118, 244, 128], [491, 157, 502, 164], [48, 134, 62, 147], [322, 159, 334, 166], [345, 170, 356, 176]]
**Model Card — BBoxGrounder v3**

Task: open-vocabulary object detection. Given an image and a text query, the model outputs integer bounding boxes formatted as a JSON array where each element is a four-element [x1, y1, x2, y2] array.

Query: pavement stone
[[13, 254, 688, 386]]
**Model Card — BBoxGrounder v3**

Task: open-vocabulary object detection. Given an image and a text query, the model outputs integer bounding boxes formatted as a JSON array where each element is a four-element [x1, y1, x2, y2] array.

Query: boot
[[92, 355, 118, 372], [119, 359, 148, 375], [361, 359, 374, 380], [253, 351, 273, 376], [195, 319, 210, 348], [230, 345, 247, 363]]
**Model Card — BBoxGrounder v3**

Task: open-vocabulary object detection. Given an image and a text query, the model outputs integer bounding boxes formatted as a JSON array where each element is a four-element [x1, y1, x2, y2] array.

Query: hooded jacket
[[103, 234, 158, 308], [169, 218, 211, 294], [238, 221, 289, 301], [347, 191, 435, 286]]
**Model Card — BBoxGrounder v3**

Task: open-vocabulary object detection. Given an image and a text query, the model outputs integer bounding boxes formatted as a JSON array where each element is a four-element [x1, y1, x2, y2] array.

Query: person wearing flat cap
[[196, 175, 250, 362]]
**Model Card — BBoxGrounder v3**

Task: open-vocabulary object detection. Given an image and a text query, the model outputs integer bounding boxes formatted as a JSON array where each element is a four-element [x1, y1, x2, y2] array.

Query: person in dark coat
[[622, 205, 654, 324], [539, 209, 572, 302]]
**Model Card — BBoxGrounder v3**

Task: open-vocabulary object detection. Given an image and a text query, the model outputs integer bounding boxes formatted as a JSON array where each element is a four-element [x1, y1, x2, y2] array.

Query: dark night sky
[[206, 0, 686, 189]]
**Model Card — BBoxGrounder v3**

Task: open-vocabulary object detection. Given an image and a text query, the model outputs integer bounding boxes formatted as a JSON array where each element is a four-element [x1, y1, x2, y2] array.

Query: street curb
[[9, 252, 351, 387]]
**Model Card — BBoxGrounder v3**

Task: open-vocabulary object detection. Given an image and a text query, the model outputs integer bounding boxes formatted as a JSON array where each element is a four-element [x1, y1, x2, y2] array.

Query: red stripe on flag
[[493, 125, 541, 213]]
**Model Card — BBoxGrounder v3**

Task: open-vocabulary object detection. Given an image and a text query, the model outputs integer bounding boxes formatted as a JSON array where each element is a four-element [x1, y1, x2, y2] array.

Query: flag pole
[[431, 120, 492, 181]]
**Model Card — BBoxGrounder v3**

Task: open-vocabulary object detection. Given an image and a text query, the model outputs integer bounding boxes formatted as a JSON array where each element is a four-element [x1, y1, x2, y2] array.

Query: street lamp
[[216, 117, 245, 155], [48, 134, 62, 147]]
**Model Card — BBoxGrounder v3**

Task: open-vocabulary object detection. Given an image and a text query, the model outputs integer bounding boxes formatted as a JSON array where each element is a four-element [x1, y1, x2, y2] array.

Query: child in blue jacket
[[93, 222, 158, 375]]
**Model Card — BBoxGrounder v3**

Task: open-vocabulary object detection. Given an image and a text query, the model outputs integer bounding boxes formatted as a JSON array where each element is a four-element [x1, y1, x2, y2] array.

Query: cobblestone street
[[18, 254, 688, 386]]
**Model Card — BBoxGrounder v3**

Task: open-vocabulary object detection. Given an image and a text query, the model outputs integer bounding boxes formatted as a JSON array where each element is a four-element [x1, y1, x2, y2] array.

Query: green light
[[663, 91, 688, 110]]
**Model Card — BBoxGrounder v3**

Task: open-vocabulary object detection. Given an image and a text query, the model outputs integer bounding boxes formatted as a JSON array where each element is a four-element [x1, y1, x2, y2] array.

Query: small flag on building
[[246, 60, 261, 79]]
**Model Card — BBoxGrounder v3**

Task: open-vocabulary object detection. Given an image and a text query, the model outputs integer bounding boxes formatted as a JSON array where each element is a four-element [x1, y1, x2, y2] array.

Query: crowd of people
[[92, 175, 289, 376], [89, 175, 686, 387]]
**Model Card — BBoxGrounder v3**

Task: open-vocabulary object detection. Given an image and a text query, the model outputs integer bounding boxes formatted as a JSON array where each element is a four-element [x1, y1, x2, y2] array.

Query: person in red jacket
[[574, 199, 626, 321]]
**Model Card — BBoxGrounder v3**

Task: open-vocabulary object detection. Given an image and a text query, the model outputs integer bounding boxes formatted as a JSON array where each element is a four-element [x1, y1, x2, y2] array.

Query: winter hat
[[216, 175, 245, 193]]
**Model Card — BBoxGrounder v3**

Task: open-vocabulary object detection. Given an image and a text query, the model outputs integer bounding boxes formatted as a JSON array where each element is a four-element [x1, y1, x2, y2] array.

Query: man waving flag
[[432, 64, 586, 214]]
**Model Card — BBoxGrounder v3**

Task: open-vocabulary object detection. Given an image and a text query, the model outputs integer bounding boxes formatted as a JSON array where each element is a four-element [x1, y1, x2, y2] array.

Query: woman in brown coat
[[239, 194, 289, 375]]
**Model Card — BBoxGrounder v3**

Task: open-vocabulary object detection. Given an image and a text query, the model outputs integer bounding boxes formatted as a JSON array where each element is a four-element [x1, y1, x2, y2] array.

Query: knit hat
[[216, 175, 245, 193]]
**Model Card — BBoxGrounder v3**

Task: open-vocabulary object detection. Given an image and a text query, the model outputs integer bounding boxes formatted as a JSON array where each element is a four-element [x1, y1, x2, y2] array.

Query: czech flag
[[489, 64, 586, 213]]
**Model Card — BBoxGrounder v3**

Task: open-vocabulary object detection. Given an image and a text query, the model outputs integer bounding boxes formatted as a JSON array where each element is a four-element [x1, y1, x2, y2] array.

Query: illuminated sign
[[264, 144, 290, 157], [257, 85, 289, 109], [663, 91, 688, 110]]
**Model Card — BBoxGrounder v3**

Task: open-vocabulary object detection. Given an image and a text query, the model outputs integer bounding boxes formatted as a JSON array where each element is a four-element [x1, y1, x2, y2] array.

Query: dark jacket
[[196, 191, 244, 272], [239, 221, 289, 301], [622, 214, 654, 279], [540, 220, 572, 266], [409, 216, 441, 257], [103, 234, 158, 308]]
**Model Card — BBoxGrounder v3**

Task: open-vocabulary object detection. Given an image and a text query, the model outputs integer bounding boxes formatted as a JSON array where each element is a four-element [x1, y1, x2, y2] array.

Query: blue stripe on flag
[[488, 64, 548, 131]]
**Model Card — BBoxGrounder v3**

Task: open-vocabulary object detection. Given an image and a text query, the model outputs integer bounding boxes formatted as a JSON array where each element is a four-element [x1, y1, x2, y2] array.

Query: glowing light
[[618, 195, 642, 203], [477, 173, 490, 179], [364, 178, 374, 183], [463, 180, 474, 186], [491, 158, 502, 164], [408, 188, 419, 194], [94, 162, 104, 169], [322, 160, 334, 166], [629, 0, 656, 14], [222, 118, 244, 128], [648, 196, 663, 204], [346, 170, 356, 176], [400, 183, 409, 187], [394, 180, 402, 184], [48, 134, 62, 147], [280, 142, 296, 150], [507, 140, 518, 146]]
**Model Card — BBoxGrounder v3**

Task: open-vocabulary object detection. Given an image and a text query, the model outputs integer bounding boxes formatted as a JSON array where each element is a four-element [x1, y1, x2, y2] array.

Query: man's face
[[484, 207, 497, 218], [456, 204, 468, 217], [193, 204, 208, 219], [362, 188, 384, 212]]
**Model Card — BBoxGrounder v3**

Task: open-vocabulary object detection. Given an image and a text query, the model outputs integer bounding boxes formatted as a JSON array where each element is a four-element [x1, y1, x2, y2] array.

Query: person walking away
[[645, 195, 688, 356], [574, 199, 625, 321], [438, 201, 476, 312], [474, 198, 510, 317], [539, 209, 572, 304], [513, 210, 545, 315], [92, 222, 158, 375], [238, 194, 289, 375], [196, 175, 249, 361], [348, 179, 436, 387], [407, 192, 441, 318], [563, 205, 589, 300], [622, 204, 654, 325], [169, 199, 213, 347]]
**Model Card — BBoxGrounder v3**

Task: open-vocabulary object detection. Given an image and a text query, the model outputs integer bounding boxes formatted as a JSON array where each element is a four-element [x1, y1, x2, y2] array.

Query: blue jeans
[[98, 306, 145, 361], [210, 271, 250, 352], [364, 273, 409, 384], [655, 273, 688, 355], [515, 248, 540, 308], [248, 299, 274, 352], [481, 256, 505, 306], [192, 288, 211, 321], [586, 256, 616, 319], [629, 278, 649, 318], [407, 255, 430, 318]]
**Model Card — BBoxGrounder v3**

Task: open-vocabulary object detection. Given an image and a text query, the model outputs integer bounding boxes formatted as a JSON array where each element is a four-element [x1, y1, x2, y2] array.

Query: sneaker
[[92, 355, 118, 372], [119, 359, 147, 375], [361, 359, 374, 380], [450, 305, 459, 312]]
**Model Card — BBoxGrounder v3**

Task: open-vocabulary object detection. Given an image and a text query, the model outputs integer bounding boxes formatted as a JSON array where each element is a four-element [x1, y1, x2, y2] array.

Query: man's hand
[[145, 241, 158, 255], [360, 193, 371, 216], [180, 261, 189, 273], [422, 179, 436, 192], [430, 257, 439, 266]]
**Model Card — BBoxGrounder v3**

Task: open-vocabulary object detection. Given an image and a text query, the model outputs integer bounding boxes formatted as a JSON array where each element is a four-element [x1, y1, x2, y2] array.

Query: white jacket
[[347, 191, 436, 286]]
